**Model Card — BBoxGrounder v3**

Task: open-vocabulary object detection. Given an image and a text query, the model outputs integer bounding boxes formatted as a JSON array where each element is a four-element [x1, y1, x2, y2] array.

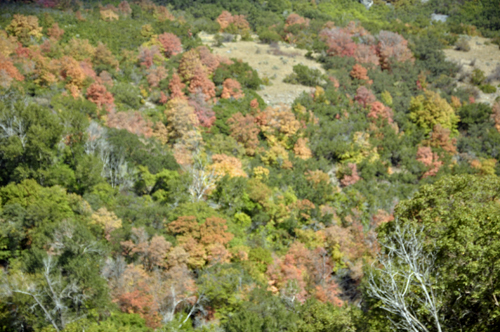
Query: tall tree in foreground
[[366, 221, 442, 332], [368, 175, 500, 332]]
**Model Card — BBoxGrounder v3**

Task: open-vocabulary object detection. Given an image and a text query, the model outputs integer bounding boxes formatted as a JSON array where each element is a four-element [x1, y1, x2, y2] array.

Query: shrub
[[455, 37, 471, 52], [283, 64, 323, 87], [257, 28, 282, 44], [471, 68, 486, 86], [479, 84, 497, 93]]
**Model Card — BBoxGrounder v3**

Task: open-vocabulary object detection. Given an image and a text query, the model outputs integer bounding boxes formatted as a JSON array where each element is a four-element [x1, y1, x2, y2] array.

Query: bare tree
[[0, 114, 27, 148], [366, 221, 442, 332], [84, 121, 136, 189], [1, 256, 89, 332], [185, 154, 220, 202]]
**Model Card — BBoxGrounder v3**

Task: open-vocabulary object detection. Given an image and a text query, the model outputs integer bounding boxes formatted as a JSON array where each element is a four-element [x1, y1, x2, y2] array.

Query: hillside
[[0, 0, 500, 332]]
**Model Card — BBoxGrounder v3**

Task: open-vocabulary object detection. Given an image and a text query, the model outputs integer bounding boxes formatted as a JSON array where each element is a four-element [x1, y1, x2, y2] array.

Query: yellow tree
[[409, 91, 459, 134]]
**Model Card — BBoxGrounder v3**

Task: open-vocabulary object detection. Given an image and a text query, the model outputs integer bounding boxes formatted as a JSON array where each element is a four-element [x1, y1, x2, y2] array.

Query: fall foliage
[[158, 33, 182, 58], [416, 146, 443, 178], [227, 113, 260, 155], [86, 82, 115, 110], [188, 66, 216, 101], [221, 78, 244, 100]]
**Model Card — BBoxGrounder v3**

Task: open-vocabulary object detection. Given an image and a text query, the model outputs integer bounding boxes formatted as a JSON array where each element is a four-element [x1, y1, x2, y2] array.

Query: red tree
[[188, 65, 216, 101], [86, 83, 114, 110], [354, 86, 376, 108], [169, 73, 186, 100], [47, 23, 64, 40], [377, 30, 414, 70], [197, 46, 220, 74], [227, 113, 260, 155], [350, 64, 369, 81], [340, 163, 361, 187], [107, 110, 153, 138], [221, 78, 244, 100], [354, 44, 379, 65], [367, 101, 393, 123], [158, 33, 182, 58], [0, 54, 24, 82], [320, 28, 357, 57], [138, 45, 163, 69], [189, 92, 216, 128], [416, 146, 443, 178]]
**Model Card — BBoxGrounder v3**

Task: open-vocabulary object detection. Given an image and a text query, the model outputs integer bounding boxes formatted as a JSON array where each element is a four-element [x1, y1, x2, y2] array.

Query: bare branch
[[366, 221, 442, 332]]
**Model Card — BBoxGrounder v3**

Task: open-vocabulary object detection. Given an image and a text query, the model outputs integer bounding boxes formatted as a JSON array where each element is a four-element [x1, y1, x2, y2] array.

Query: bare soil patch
[[199, 32, 324, 106], [444, 36, 500, 104]]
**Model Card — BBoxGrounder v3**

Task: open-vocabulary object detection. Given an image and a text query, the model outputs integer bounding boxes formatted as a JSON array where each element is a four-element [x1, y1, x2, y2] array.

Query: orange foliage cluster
[[285, 13, 310, 29], [118, 1, 133, 17], [210, 154, 247, 178], [197, 46, 220, 74], [121, 227, 171, 271], [216, 11, 250, 33], [60, 56, 86, 89], [293, 137, 312, 160], [350, 64, 372, 84], [354, 86, 376, 108], [107, 110, 153, 138], [47, 23, 64, 40], [416, 146, 443, 178], [155, 5, 176, 22], [340, 163, 361, 187], [168, 73, 186, 100], [147, 66, 168, 88], [221, 78, 244, 100], [261, 105, 301, 139], [320, 23, 413, 70], [138, 45, 163, 69], [158, 32, 182, 58], [0, 54, 25, 84], [227, 113, 260, 155], [100, 9, 119, 21], [367, 101, 394, 123], [188, 66, 216, 101], [267, 242, 343, 305], [188, 92, 216, 128], [110, 227, 198, 328], [424, 124, 457, 154], [284, 13, 310, 43], [94, 42, 119, 70], [86, 83, 115, 110], [168, 216, 233, 268]]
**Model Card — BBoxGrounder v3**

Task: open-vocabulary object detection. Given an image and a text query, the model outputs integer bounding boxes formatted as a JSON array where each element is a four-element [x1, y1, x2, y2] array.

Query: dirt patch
[[199, 32, 324, 106], [444, 36, 500, 104]]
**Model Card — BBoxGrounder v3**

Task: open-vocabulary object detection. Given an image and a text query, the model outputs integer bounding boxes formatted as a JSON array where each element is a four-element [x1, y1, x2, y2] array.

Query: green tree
[[377, 175, 500, 332]]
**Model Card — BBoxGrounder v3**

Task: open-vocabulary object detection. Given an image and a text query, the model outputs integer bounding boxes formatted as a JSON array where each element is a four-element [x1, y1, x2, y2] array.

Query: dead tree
[[366, 221, 443, 332]]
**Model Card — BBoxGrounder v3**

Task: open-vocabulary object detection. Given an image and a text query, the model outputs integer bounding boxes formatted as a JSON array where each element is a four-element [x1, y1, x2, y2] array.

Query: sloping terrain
[[444, 36, 500, 104]]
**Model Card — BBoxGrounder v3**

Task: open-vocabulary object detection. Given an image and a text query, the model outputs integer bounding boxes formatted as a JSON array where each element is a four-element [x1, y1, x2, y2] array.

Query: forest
[[0, 0, 500, 331]]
